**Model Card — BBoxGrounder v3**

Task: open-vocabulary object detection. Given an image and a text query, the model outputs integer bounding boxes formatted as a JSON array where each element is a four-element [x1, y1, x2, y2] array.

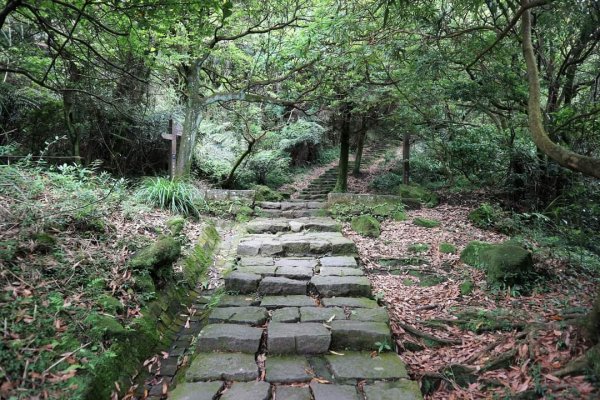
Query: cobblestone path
[[171, 210, 423, 400]]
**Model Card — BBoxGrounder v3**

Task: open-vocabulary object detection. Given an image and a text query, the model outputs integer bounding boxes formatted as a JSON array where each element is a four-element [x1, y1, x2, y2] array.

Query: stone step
[[266, 356, 314, 383], [185, 353, 258, 382], [324, 352, 408, 383], [311, 276, 371, 297], [260, 295, 317, 309], [246, 218, 340, 234], [237, 232, 356, 256], [330, 321, 391, 351], [207, 306, 268, 325], [267, 322, 331, 354], [258, 276, 308, 295], [224, 271, 261, 294], [197, 324, 263, 353]]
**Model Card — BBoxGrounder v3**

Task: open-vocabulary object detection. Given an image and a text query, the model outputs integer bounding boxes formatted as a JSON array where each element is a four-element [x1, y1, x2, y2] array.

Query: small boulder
[[351, 215, 381, 238], [482, 243, 533, 286]]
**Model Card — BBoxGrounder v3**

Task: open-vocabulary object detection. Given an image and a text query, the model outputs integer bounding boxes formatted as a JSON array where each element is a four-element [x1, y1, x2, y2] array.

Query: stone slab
[[259, 277, 307, 295], [276, 266, 314, 280], [239, 256, 275, 266], [281, 201, 307, 210], [348, 308, 389, 323], [319, 256, 358, 268], [237, 240, 262, 256], [271, 307, 300, 323], [268, 322, 331, 355], [261, 295, 316, 309], [300, 307, 345, 323], [186, 353, 258, 382], [275, 386, 312, 400], [169, 381, 223, 400], [258, 201, 281, 209], [330, 321, 391, 351], [275, 258, 319, 269], [265, 355, 314, 383], [321, 297, 378, 309], [197, 324, 263, 353], [311, 276, 371, 297], [225, 272, 261, 294], [218, 295, 260, 307], [363, 380, 424, 400], [309, 382, 360, 400], [220, 381, 270, 400], [325, 352, 408, 382], [235, 265, 278, 277], [246, 219, 290, 234], [208, 306, 268, 325], [319, 267, 364, 276]]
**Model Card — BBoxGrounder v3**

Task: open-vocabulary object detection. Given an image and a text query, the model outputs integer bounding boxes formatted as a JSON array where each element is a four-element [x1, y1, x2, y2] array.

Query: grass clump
[[413, 217, 441, 228], [439, 242, 457, 253], [408, 243, 430, 253], [135, 177, 202, 217], [351, 215, 381, 238]]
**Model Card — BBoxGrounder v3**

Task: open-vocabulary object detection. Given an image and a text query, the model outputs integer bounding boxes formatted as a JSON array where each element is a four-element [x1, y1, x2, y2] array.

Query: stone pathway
[[171, 215, 423, 400]]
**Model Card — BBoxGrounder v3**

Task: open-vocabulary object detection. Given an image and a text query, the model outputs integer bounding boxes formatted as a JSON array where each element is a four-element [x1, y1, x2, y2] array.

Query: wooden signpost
[[161, 118, 183, 179]]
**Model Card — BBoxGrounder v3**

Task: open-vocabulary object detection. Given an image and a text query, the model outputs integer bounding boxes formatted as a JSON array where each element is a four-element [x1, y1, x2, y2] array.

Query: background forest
[[1, 0, 599, 399]]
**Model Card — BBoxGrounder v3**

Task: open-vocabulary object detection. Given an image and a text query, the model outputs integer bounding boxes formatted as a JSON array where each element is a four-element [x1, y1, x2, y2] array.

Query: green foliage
[[375, 339, 392, 353], [460, 241, 494, 268], [468, 203, 503, 229], [328, 202, 405, 222], [166, 216, 186, 235], [459, 280, 475, 295], [253, 185, 284, 202], [398, 184, 439, 206], [203, 200, 254, 221], [135, 177, 203, 217], [408, 243, 430, 253], [351, 215, 381, 237], [439, 243, 457, 254], [370, 172, 404, 193], [413, 217, 441, 228], [277, 120, 325, 150], [129, 235, 181, 287]]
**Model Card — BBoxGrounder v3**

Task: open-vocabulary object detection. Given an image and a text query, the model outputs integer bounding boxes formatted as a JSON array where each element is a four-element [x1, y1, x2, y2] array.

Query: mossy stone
[[134, 273, 156, 294], [129, 235, 181, 286], [98, 294, 123, 313], [254, 185, 283, 202], [167, 216, 185, 235], [398, 184, 439, 206], [413, 217, 441, 228], [439, 243, 457, 254], [392, 211, 407, 221], [351, 215, 381, 238], [85, 314, 127, 340], [460, 241, 494, 268], [481, 243, 533, 286]]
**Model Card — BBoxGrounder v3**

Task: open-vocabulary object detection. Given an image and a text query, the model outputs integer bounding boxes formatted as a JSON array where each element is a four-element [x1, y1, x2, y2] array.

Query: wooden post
[[161, 118, 183, 180]]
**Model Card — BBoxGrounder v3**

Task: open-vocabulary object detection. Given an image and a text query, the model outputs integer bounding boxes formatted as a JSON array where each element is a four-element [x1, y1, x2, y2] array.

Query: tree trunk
[[335, 105, 351, 192], [175, 67, 203, 178], [62, 91, 80, 162], [403, 131, 410, 184], [352, 117, 367, 176], [222, 140, 254, 189], [521, 4, 600, 179]]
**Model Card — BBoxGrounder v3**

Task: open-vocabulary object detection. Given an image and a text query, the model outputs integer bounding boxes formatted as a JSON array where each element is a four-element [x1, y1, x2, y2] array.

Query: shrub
[[351, 215, 381, 237], [398, 184, 439, 206], [413, 217, 441, 228], [370, 172, 404, 194], [135, 177, 202, 217], [468, 203, 503, 229]]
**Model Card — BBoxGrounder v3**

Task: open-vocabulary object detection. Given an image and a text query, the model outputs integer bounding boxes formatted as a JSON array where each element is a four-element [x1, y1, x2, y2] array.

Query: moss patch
[[129, 235, 181, 287], [408, 243, 430, 253], [167, 216, 185, 235], [254, 185, 284, 202], [460, 241, 494, 268], [351, 215, 381, 238], [413, 217, 441, 228], [397, 184, 439, 206], [459, 280, 474, 295], [481, 243, 533, 287], [439, 243, 457, 254]]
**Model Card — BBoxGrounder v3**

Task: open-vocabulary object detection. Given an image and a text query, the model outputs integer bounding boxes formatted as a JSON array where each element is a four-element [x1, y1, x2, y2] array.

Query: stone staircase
[[170, 216, 423, 400], [296, 140, 394, 201]]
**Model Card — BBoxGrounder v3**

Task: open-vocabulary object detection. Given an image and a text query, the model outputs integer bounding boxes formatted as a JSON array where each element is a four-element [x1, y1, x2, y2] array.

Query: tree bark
[[402, 131, 410, 184], [352, 117, 367, 176], [335, 104, 351, 192], [521, 4, 600, 179]]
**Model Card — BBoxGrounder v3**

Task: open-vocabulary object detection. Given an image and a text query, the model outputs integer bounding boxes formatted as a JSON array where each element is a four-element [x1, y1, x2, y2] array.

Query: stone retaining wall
[[202, 189, 255, 203]]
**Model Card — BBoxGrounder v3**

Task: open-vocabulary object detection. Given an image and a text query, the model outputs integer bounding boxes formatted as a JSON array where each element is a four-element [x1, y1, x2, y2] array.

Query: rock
[[237, 240, 263, 256], [289, 220, 305, 232], [235, 265, 277, 277], [319, 256, 358, 268], [321, 297, 378, 308], [186, 353, 258, 381], [260, 295, 316, 309], [258, 201, 281, 209], [328, 236, 357, 254], [351, 215, 381, 238], [309, 240, 331, 253], [348, 308, 389, 323], [238, 256, 275, 266], [325, 352, 408, 382], [307, 202, 325, 209], [319, 267, 364, 276], [267, 322, 331, 354], [330, 321, 391, 351], [218, 295, 260, 307], [300, 307, 345, 323], [271, 307, 300, 323], [276, 265, 314, 280], [459, 241, 494, 268], [363, 380, 423, 400], [281, 202, 306, 210], [258, 277, 307, 295], [275, 386, 312, 400], [260, 239, 284, 255], [309, 382, 360, 400], [481, 243, 534, 286], [224, 272, 261, 294], [208, 306, 268, 325], [246, 219, 290, 234], [397, 184, 439, 206], [311, 276, 371, 297], [220, 381, 270, 400], [265, 356, 314, 383], [169, 381, 223, 400], [197, 324, 263, 353], [275, 258, 319, 269]]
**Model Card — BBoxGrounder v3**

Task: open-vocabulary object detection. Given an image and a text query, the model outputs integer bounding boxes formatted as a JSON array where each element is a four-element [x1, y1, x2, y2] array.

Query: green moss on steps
[[351, 215, 381, 238], [413, 217, 441, 228]]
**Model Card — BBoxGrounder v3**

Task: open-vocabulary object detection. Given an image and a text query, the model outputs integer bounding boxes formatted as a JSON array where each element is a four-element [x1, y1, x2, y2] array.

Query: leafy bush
[[135, 177, 203, 217], [370, 172, 404, 193]]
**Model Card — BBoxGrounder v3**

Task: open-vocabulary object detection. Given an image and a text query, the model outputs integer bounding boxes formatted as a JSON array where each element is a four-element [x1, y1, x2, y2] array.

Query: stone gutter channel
[[148, 211, 424, 400]]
